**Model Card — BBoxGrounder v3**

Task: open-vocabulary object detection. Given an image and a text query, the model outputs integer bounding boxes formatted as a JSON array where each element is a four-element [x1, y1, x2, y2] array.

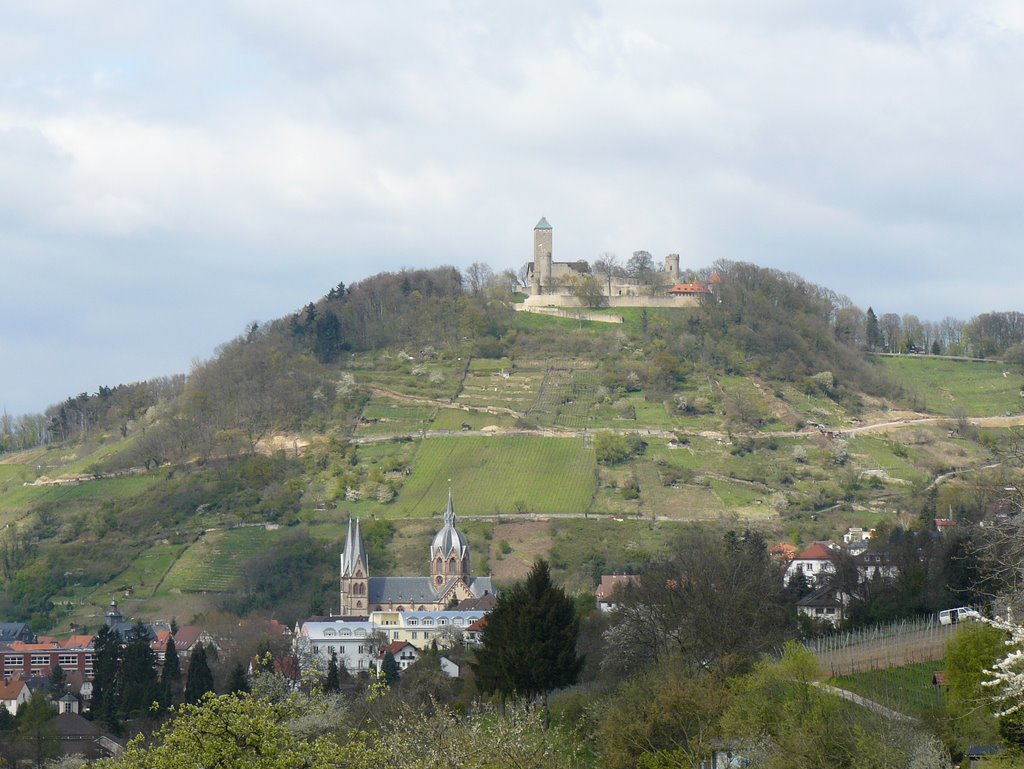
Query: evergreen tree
[[47, 665, 66, 698], [91, 625, 122, 727], [472, 559, 583, 700], [227, 663, 250, 695], [865, 307, 882, 351], [159, 634, 182, 708], [184, 645, 215, 703], [323, 653, 340, 693], [120, 622, 159, 717], [381, 652, 400, 686]]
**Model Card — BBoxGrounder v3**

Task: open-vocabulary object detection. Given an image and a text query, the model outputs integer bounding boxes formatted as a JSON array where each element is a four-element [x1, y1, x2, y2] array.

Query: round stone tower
[[534, 217, 553, 294], [664, 253, 680, 282]]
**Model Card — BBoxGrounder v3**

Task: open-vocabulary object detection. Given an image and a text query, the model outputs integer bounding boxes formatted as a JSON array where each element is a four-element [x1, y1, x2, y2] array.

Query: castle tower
[[534, 217, 553, 294], [664, 253, 680, 283], [339, 518, 369, 616], [430, 490, 470, 588]]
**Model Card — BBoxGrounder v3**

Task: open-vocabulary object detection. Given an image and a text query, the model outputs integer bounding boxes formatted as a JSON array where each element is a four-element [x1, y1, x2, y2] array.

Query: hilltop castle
[[522, 217, 717, 309], [338, 491, 495, 617]]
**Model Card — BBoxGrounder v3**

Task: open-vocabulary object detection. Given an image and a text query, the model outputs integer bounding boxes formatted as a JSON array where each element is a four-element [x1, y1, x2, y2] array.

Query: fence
[[805, 614, 958, 677]]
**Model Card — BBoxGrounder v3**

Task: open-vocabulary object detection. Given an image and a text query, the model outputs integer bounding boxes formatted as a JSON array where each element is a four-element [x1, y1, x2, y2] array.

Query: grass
[[0, 473, 160, 512], [881, 356, 1024, 416], [161, 526, 275, 593], [830, 659, 945, 718], [390, 436, 596, 516]]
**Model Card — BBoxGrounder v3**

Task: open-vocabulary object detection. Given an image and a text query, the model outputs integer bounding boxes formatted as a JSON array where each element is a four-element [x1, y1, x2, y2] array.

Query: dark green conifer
[[184, 645, 215, 703], [472, 559, 583, 699]]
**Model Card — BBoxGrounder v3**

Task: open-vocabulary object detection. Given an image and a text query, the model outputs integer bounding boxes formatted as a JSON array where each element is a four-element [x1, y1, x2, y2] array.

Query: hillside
[[1, 261, 1023, 632]]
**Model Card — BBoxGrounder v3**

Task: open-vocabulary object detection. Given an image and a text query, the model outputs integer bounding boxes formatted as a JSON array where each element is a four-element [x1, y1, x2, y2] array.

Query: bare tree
[[464, 262, 494, 297]]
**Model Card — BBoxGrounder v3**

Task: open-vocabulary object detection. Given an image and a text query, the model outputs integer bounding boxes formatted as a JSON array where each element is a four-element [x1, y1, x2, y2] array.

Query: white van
[[939, 607, 978, 625]]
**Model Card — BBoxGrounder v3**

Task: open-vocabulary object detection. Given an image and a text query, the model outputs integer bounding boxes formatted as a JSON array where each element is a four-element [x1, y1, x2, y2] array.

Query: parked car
[[939, 607, 978, 625]]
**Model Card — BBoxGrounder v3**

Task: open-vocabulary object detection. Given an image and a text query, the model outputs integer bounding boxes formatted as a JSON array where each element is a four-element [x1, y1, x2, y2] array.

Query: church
[[338, 491, 495, 617]]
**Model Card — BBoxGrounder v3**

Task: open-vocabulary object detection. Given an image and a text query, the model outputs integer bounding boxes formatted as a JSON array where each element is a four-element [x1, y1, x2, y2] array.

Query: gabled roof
[[383, 641, 417, 655], [0, 679, 27, 701], [796, 584, 847, 608], [795, 542, 835, 561], [596, 574, 639, 600], [534, 217, 552, 230]]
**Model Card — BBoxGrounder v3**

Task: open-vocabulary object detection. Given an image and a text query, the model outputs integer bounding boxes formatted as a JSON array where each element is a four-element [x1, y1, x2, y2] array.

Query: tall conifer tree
[[159, 634, 181, 708], [184, 645, 215, 703], [472, 559, 583, 699]]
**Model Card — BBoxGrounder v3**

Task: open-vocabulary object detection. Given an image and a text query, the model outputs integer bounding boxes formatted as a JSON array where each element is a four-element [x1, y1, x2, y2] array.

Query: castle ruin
[[522, 217, 716, 310]]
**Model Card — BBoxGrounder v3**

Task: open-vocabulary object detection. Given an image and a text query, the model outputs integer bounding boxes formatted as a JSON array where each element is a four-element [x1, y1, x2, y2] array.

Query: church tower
[[430, 490, 470, 588], [533, 217, 553, 294], [339, 518, 369, 616]]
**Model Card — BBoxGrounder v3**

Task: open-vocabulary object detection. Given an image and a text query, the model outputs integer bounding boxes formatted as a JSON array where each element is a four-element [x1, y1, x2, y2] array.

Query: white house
[[296, 619, 378, 674], [0, 679, 29, 715], [784, 542, 838, 587]]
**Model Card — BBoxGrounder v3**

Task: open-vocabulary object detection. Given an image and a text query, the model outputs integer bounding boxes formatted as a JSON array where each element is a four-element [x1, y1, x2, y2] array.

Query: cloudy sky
[[2, 1, 1023, 416]]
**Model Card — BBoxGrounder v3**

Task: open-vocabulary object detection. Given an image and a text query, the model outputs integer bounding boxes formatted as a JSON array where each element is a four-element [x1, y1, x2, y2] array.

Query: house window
[[454, 619, 463, 626], [407, 619, 418, 626], [411, 632, 418, 640], [58, 654, 78, 667], [328, 646, 335, 655], [4, 655, 23, 669], [423, 619, 434, 627], [439, 619, 448, 626], [31, 655, 49, 668]]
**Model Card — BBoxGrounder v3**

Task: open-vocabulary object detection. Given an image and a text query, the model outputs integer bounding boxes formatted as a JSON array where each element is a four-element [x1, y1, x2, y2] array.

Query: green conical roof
[[534, 217, 552, 230]]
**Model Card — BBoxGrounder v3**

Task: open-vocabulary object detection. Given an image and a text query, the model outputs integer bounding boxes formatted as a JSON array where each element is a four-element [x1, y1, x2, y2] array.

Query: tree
[[606, 529, 795, 676], [625, 251, 658, 292], [572, 275, 607, 309], [91, 691, 388, 769], [91, 625, 122, 728], [381, 652, 401, 686], [120, 622, 159, 717], [323, 653, 340, 693], [184, 645, 215, 703], [472, 559, 583, 700], [47, 665, 66, 699], [592, 252, 622, 295], [865, 307, 882, 351], [18, 694, 57, 769], [227, 662, 251, 695], [159, 634, 182, 708]]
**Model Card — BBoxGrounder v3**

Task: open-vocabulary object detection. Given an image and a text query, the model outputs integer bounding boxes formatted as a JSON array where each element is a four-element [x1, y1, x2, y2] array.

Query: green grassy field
[[881, 356, 1024, 416], [391, 436, 596, 516], [0, 473, 159, 512], [830, 659, 945, 718]]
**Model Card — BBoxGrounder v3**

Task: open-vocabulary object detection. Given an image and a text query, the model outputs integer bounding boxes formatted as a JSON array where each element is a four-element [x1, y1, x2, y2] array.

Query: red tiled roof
[[466, 617, 487, 633], [669, 282, 709, 295], [383, 641, 416, 655], [770, 543, 799, 562], [795, 542, 835, 561], [596, 574, 639, 600], [0, 680, 27, 702]]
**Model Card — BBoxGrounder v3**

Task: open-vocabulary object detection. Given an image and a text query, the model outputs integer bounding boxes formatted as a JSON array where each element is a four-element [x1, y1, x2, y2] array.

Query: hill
[[1, 261, 1023, 632]]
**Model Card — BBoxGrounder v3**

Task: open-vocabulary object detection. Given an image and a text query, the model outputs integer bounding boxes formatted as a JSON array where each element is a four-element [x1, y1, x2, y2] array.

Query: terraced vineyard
[[525, 364, 601, 429], [349, 354, 465, 401], [458, 359, 542, 412], [161, 527, 275, 593], [355, 397, 437, 437]]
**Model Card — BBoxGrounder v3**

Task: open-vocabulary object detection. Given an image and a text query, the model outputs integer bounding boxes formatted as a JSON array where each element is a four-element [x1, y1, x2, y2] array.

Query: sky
[[2, 1, 1024, 416]]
